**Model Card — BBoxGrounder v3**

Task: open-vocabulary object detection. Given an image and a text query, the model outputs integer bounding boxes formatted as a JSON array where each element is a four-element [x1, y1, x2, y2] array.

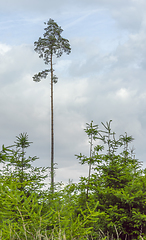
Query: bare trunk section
[[87, 133, 92, 199], [50, 53, 54, 194], [20, 146, 25, 191]]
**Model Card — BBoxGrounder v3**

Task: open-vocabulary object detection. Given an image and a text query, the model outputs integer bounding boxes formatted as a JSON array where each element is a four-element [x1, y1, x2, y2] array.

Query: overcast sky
[[0, 0, 146, 184]]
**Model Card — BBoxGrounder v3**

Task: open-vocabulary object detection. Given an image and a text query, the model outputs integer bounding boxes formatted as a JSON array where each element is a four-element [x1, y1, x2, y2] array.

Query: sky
[[0, 0, 146, 184]]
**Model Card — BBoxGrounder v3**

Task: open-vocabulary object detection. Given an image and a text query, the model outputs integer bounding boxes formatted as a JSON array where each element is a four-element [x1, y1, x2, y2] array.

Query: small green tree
[[14, 133, 33, 190], [0, 132, 48, 194], [76, 121, 146, 239], [33, 18, 71, 194], [76, 121, 99, 199]]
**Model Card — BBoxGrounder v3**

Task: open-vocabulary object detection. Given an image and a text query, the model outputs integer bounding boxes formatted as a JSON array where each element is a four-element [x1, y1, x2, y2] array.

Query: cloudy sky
[[0, 0, 146, 184]]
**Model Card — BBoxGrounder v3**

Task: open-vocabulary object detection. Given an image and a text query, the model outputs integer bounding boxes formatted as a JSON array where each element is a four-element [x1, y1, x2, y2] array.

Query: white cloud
[[116, 88, 129, 99], [0, 0, 146, 184], [0, 43, 11, 55]]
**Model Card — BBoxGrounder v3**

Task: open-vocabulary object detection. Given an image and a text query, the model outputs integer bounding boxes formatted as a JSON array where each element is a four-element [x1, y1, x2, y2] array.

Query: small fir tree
[[0, 132, 48, 194]]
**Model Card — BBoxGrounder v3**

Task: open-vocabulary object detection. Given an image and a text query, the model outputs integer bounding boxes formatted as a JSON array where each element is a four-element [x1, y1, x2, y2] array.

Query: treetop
[[34, 18, 71, 64]]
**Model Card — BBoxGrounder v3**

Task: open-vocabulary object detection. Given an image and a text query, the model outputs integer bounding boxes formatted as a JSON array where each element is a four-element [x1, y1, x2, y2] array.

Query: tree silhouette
[[33, 18, 71, 193]]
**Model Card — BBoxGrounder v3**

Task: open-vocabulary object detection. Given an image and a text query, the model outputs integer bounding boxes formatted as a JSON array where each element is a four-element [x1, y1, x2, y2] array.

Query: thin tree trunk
[[87, 161, 91, 199], [50, 53, 54, 194], [87, 134, 92, 199], [20, 147, 24, 191]]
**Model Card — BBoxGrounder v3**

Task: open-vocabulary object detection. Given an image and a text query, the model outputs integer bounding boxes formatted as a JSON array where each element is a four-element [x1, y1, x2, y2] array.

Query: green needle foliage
[[0, 133, 48, 194], [76, 120, 146, 239], [0, 122, 146, 239], [0, 133, 99, 239], [76, 121, 99, 199]]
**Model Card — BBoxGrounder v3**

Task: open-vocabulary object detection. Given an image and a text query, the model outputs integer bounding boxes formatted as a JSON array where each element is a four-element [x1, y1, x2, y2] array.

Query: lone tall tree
[[33, 19, 71, 193]]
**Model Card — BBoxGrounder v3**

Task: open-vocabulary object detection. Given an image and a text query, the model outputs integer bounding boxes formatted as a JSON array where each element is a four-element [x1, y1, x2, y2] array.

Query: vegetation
[[0, 18, 145, 240], [0, 121, 146, 239], [33, 18, 71, 194]]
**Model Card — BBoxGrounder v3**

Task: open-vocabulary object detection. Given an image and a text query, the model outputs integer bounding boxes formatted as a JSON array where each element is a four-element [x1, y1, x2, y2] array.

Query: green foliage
[[0, 122, 146, 239], [76, 121, 99, 199], [0, 177, 99, 239], [0, 133, 48, 193], [76, 120, 146, 239], [33, 18, 71, 82]]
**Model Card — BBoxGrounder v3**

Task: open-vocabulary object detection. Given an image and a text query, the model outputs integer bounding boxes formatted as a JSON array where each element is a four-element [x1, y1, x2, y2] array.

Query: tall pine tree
[[33, 19, 71, 193]]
